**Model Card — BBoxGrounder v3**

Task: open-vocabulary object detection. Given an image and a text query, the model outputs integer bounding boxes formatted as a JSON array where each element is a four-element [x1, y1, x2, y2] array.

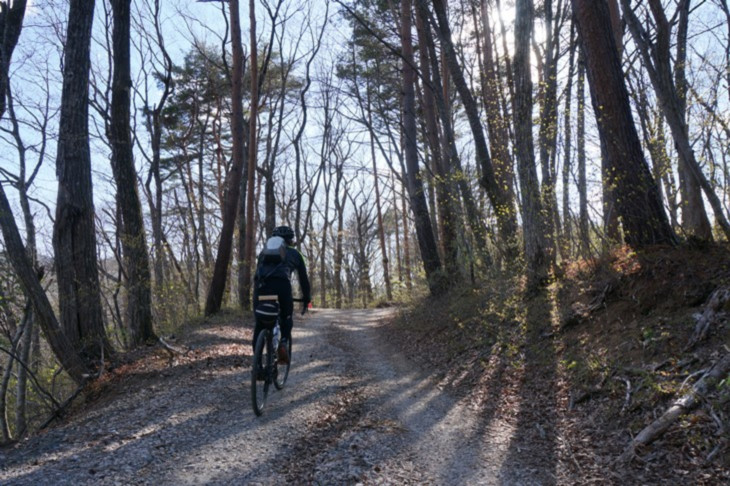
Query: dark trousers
[[252, 277, 293, 350]]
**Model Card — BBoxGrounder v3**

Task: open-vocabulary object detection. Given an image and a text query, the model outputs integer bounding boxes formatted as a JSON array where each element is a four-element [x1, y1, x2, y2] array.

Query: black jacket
[[255, 246, 311, 302]]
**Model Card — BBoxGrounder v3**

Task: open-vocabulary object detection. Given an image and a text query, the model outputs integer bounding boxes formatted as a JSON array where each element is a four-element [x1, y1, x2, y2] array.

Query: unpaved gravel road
[[0, 309, 542, 485]]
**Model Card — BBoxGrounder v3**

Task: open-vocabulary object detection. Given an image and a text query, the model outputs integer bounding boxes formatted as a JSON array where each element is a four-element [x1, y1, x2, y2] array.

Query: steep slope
[[384, 243, 730, 484]]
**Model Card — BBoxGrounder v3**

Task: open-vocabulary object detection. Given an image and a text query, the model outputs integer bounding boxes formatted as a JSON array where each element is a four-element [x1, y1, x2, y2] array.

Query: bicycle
[[251, 296, 305, 416]]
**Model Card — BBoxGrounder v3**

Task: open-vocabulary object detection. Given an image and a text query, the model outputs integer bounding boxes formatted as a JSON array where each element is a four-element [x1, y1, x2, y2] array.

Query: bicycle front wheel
[[251, 329, 271, 416], [274, 337, 291, 390]]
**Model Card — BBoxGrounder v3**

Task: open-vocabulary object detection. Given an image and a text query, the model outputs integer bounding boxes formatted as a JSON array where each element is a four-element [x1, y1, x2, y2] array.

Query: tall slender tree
[[140, 0, 173, 292], [0, 0, 91, 385], [205, 0, 246, 315], [3, 73, 48, 438], [52, 0, 112, 363], [475, 0, 515, 211], [367, 96, 393, 301], [429, 0, 518, 254], [334, 155, 347, 308], [400, 0, 443, 295], [0, 191, 90, 384], [536, 0, 563, 263], [109, 0, 155, 344], [577, 53, 590, 257], [513, 0, 550, 286], [414, 6, 459, 278], [622, 0, 722, 239], [415, 2, 491, 268], [572, 0, 676, 247], [561, 21, 578, 256], [241, 0, 259, 310]]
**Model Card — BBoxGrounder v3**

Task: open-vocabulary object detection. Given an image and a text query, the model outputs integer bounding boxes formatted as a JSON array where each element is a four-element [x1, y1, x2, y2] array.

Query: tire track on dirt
[[0, 308, 533, 485]]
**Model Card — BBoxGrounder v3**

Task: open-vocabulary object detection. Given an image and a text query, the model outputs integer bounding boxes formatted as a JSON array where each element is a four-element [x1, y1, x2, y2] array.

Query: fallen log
[[620, 352, 730, 463]]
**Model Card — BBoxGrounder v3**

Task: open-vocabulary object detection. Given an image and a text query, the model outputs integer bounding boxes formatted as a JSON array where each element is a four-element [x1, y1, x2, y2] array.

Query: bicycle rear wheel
[[251, 329, 271, 416], [274, 337, 291, 390]]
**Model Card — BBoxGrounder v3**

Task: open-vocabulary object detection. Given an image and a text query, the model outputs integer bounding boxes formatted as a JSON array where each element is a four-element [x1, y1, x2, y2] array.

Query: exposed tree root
[[157, 336, 188, 366]]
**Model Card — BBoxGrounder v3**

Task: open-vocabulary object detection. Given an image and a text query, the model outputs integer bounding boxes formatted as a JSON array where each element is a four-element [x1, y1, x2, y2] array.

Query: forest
[[0, 0, 729, 481]]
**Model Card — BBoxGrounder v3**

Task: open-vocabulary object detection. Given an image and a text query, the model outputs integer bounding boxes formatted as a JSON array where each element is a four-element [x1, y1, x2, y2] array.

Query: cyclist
[[252, 225, 311, 364]]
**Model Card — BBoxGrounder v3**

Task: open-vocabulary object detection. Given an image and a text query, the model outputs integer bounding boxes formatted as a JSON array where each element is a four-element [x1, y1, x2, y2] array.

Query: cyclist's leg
[[251, 283, 267, 351], [252, 319, 264, 351], [277, 280, 294, 341]]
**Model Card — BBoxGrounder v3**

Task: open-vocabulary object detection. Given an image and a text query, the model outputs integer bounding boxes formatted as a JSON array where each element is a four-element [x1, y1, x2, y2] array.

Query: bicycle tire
[[251, 329, 271, 416], [274, 337, 291, 390]]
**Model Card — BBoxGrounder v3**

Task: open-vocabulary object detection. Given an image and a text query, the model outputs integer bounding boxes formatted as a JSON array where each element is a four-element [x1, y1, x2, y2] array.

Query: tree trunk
[[0, 321, 19, 441], [198, 123, 212, 268], [537, 0, 560, 264], [401, 0, 443, 295], [633, 74, 679, 230], [263, 67, 286, 237], [622, 0, 725, 240], [601, 0, 622, 244], [657, 118, 680, 228], [513, 0, 550, 286], [414, 78, 441, 258], [573, 0, 676, 247], [576, 54, 589, 257], [401, 186, 413, 291], [240, 0, 259, 310], [0, 0, 27, 120], [476, 0, 516, 213], [236, 121, 250, 307], [0, 186, 90, 384], [429, 0, 518, 254], [3, 29, 41, 437], [53, 0, 112, 364], [561, 22, 577, 258], [206, 0, 247, 315], [145, 0, 172, 293], [319, 179, 330, 307], [14, 306, 32, 437], [110, 0, 155, 345], [392, 175, 403, 284], [674, 0, 712, 240], [334, 180, 346, 309], [416, 3, 491, 269], [149, 122, 165, 290], [369, 127, 393, 301], [353, 205, 374, 308], [317, 82, 334, 308], [414, 8, 460, 279]]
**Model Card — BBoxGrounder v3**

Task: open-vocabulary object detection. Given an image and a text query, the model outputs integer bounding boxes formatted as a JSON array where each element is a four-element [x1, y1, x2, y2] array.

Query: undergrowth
[[387, 243, 730, 484]]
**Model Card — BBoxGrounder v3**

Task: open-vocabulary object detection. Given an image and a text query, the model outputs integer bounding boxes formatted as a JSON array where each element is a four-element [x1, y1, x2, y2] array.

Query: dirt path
[[0, 309, 542, 485]]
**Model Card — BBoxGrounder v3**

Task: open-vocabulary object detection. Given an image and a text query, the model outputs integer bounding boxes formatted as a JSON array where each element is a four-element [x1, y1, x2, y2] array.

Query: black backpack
[[256, 237, 288, 287], [261, 236, 287, 263]]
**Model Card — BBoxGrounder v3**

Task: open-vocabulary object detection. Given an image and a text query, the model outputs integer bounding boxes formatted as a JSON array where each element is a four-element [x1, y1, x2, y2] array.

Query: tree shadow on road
[[0, 315, 354, 485], [498, 288, 560, 485]]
